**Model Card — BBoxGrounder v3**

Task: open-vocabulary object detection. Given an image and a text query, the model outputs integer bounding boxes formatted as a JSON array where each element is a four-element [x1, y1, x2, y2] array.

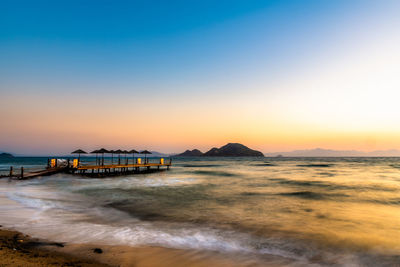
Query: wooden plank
[[19, 167, 66, 179]]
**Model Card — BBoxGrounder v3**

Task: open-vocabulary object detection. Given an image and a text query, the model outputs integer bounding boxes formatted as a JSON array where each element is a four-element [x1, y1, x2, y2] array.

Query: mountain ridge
[[175, 143, 264, 157], [264, 148, 400, 157]]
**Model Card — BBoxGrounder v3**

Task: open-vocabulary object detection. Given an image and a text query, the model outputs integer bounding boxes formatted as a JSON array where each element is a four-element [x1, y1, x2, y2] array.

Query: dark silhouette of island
[[175, 149, 204, 157], [204, 143, 264, 157], [176, 143, 264, 157], [0, 152, 14, 158]]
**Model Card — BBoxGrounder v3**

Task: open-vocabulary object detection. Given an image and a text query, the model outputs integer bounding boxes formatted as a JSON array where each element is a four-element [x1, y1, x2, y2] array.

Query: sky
[[1, 0, 400, 155]]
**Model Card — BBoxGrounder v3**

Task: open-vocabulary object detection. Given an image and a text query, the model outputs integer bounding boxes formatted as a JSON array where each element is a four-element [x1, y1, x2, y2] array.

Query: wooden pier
[[0, 166, 67, 180], [1, 148, 172, 180], [1, 158, 172, 180], [70, 160, 172, 177]]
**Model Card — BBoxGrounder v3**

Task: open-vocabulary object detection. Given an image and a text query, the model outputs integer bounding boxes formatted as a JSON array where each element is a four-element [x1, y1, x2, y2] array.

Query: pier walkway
[[1, 158, 172, 180], [72, 161, 172, 175]]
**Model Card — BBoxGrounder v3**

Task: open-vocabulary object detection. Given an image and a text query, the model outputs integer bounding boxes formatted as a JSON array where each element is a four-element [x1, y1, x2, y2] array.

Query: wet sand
[[0, 227, 288, 267], [0, 227, 108, 266]]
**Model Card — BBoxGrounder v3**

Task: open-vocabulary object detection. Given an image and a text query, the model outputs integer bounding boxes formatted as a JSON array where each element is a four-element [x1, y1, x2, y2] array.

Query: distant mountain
[[0, 152, 14, 158], [203, 143, 264, 157], [175, 149, 204, 157], [264, 148, 400, 157]]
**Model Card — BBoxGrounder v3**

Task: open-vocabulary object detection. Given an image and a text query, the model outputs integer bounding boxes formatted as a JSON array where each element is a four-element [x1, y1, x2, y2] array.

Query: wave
[[0, 188, 309, 263], [2, 190, 377, 267], [278, 191, 349, 200], [271, 178, 398, 192], [389, 164, 400, 169], [240, 191, 265, 196], [366, 198, 400, 206], [192, 170, 238, 177], [296, 164, 334, 168], [317, 172, 336, 177], [251, 163, 276, 167], [181, 164, 222, 168]]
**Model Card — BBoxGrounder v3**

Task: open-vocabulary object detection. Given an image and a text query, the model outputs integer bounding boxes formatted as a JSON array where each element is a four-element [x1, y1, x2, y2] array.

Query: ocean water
[[1, 157, 400, 266]]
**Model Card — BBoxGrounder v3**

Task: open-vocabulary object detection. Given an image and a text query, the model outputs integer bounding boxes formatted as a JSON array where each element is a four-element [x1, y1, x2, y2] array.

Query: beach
[[0, 227, 287, 267], [0, 228, 107, 266]]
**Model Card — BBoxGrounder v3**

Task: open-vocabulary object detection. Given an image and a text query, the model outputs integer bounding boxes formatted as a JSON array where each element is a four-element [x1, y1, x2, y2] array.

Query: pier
[[1, 149, 172, 180], [70, 160, 172, 177]]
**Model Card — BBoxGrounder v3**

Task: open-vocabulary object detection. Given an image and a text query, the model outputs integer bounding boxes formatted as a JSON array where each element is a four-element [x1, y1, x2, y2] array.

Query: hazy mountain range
[[264, 148, 400, 157], [175, 143, 264, 157]]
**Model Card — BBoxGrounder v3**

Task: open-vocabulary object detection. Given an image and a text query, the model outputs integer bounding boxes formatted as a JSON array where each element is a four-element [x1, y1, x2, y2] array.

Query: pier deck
[[21, 167, 67, 179], [1, 159, 172, 180], [74, 162, 171, 173], [77, 162, 171, 171], [0, 166, 67, 180]]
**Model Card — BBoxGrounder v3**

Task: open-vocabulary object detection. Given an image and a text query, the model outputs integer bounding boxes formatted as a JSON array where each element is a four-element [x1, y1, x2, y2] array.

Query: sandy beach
[[0, 227, 107, 266], [0, 226, 287, 267]]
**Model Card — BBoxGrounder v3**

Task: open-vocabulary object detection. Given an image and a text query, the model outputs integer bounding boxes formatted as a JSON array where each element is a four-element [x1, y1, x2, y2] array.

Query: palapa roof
[[71, 149, 87, 154], [98, 148, 109, 153]]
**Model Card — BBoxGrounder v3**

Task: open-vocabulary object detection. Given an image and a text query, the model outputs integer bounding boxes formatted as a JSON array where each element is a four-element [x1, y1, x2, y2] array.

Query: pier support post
[[9, 166, 13, 177]]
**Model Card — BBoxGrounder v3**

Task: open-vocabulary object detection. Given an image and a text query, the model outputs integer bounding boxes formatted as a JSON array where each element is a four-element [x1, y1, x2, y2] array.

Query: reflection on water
[[1, 157, 400, 266]]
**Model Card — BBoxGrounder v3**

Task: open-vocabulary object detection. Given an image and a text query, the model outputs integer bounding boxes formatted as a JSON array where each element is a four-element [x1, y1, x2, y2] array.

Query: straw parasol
[[71, 149, 87, 163], [140, 150, 152, 163], [129, 149, 139, 164]]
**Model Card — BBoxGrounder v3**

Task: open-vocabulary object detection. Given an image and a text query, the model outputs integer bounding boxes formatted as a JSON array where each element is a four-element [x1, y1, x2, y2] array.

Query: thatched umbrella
[[140, 150, 152, 163], [115, 149, 123, 165], [129, 149, 139, 164], [71, 149, 87, 164], [98, 148, 109, 166], [90, 149, 100, 165]]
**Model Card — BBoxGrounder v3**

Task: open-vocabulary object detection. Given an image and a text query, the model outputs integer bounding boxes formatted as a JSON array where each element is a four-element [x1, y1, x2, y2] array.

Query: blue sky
[[1, 0, 369, 91]]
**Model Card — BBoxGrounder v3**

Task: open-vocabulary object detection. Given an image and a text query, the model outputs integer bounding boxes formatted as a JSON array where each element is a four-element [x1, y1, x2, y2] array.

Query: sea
[[1, 156, 400, 266]]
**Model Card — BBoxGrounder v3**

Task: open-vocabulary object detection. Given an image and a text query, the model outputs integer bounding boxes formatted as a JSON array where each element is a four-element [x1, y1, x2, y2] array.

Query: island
[[0, 152, 14, 159], [175, 143, 264, 157], [175, 149, 204, 157]]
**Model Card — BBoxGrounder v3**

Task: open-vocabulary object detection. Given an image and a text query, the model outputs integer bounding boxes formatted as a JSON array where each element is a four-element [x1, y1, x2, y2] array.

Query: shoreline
[[0, 227, 108, 266], [0, 226, 288, 267]]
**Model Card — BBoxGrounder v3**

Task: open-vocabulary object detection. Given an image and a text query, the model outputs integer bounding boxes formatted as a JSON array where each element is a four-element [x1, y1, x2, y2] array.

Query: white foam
[[0, 182, 299, 261], [0, 177, 374, 266]]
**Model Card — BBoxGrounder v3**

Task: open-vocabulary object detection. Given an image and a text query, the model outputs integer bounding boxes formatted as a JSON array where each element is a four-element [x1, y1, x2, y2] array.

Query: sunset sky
[[1, 0, 400, 155]]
